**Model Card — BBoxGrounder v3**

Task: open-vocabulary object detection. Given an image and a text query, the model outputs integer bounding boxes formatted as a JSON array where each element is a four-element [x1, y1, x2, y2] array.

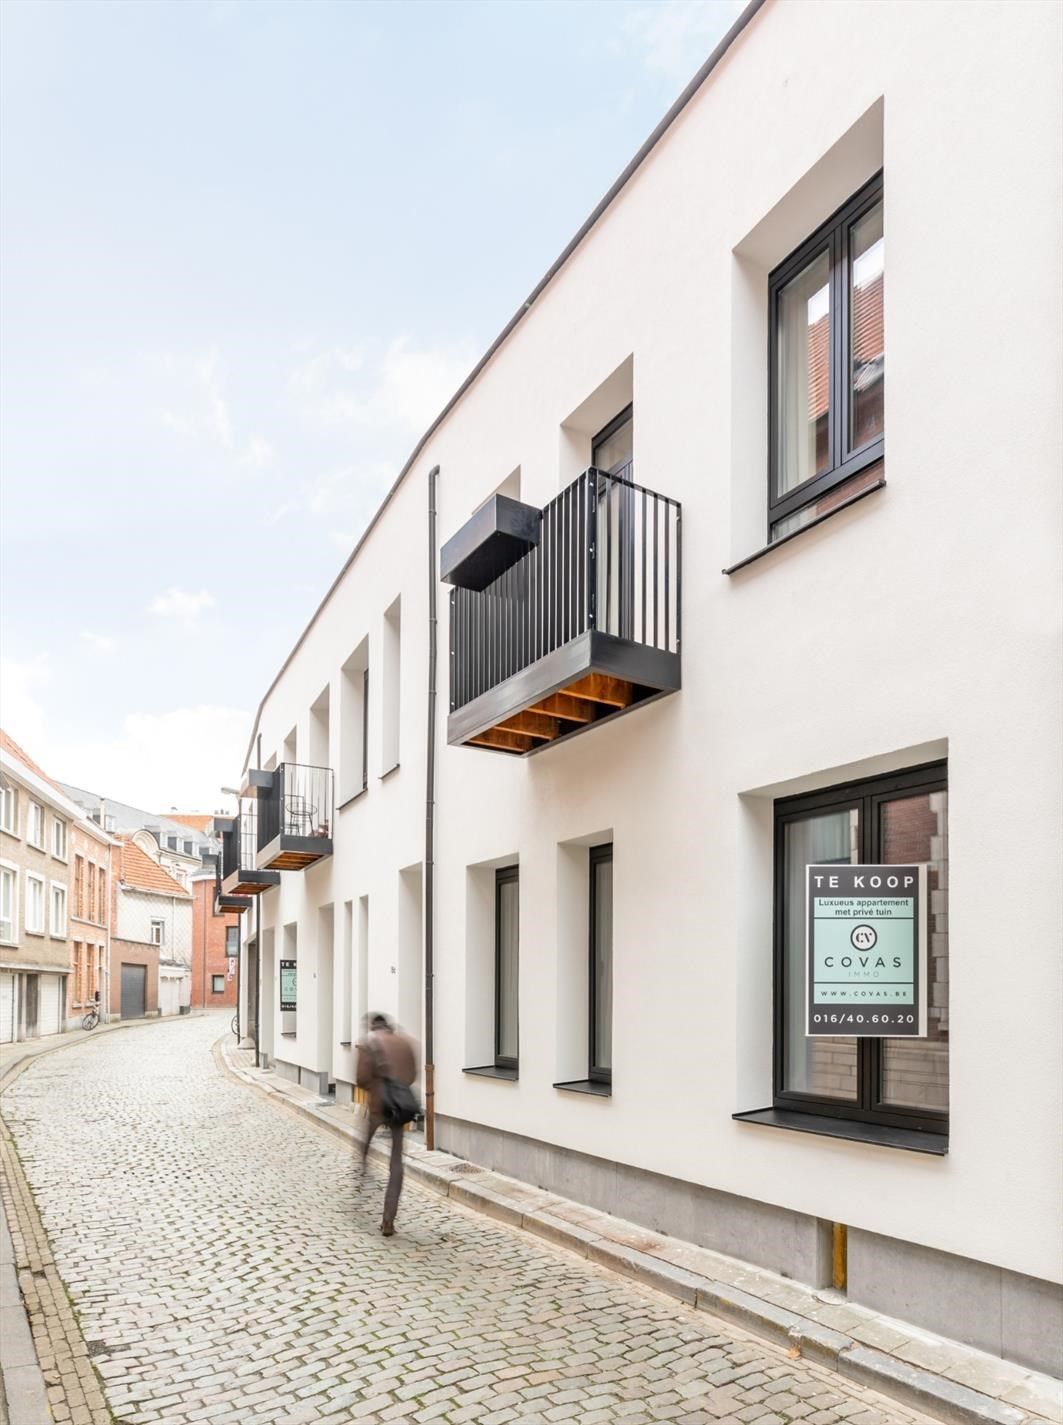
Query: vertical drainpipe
[[424, 464, 440, 1149]]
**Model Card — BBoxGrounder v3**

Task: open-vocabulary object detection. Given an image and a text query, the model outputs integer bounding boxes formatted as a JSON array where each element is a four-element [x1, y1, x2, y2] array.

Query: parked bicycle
[[81, 990, 101, 1031]]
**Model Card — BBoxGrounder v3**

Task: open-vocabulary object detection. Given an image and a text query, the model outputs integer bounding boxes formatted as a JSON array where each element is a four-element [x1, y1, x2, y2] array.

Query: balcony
[[217, 808, 280, 898], [445, 469, 681, 754], [247, 763, 334, 871]]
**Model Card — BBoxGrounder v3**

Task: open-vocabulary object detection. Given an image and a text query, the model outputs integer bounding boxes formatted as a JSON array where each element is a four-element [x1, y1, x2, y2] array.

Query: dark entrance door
[[246, 939, 258, 1045], [24, 974, 39, 1038], [120, 963, 147, 1019], [592, 406, 636, 639]]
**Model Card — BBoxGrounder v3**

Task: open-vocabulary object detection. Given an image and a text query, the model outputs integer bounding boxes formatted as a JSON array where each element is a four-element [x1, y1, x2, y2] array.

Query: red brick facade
[[189, 875, 239, 1009]]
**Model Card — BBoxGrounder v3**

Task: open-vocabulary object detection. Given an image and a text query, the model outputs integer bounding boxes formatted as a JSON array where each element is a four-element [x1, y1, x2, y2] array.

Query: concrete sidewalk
[[220, 1042, 1061, 1425]]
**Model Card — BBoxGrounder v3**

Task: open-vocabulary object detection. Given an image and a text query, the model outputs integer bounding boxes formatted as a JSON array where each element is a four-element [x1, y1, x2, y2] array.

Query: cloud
[[80, 631, 119, 655], [241, 435, 275, 469], [147, 587, 216, 624], [0, 652, 249, 811], [0, 653, 50, 744], [622, 0, 745, 87], [156, 348, 273, 468], [290, 336, 472, 438]]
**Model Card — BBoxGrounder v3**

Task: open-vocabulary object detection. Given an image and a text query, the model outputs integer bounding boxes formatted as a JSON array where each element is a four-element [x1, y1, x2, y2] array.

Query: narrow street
[[1, 1017, 935, 1425]]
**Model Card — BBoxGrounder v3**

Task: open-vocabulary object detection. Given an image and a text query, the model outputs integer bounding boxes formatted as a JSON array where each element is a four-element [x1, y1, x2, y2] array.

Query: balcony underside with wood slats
[[447, 630, 680, 755], [257, 835, 334, 872], [221, 868, 279, 897]]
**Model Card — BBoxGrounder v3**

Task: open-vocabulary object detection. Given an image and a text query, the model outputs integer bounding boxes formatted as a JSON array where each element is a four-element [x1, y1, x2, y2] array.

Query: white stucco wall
[[240, 0, 1062, 1291], [116, 890, 192, 968]]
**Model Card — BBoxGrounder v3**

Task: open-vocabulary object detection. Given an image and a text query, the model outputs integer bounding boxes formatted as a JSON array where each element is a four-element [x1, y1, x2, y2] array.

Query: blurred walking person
[[355, 1012, 420, 1236]]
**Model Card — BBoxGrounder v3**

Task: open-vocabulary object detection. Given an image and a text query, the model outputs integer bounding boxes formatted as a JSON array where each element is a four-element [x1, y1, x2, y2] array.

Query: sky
[[0, 0, 743, 813]]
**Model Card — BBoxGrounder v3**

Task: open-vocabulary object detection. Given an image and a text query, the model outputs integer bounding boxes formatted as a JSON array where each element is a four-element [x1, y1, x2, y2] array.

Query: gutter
[[239, 0, 766, 773]]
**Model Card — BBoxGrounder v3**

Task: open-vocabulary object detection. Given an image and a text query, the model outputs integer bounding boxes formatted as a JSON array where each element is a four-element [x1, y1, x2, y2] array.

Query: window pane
[[850, 201, 884, 450], [880, 791, 949, 1111], [783, 809, 859, 1099], [770, 461, 884, 542], [775, 249, 830, 497], [593, 413, 633, 479], [592, 855, 613, 1073], [496, 876, 519, 1061]]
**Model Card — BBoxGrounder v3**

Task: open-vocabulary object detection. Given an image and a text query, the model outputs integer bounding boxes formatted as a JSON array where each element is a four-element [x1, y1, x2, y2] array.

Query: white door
[[39, 975, 61, 1036], [159, 976, 179, 1017], [0, 972, 15, 1043]]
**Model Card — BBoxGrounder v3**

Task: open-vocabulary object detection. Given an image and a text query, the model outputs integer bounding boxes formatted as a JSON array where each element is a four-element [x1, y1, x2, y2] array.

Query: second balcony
[[243, 763, 335, 871]]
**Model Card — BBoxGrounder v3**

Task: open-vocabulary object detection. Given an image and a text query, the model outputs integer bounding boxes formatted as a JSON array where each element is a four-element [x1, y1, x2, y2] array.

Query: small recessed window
[[211, 975, 225, 994], [51, 817, 68, 860], [0, 782, 18, 835], [494, 867, 519, 1072], [769, 173, 884, 540], [50, 883, 67, 937], [25, 874, 45, 934], [0, 864, 16, 942], [589, 845, 613, 1085], [27, 802, 45, 848], [150, 918, 165, 946]]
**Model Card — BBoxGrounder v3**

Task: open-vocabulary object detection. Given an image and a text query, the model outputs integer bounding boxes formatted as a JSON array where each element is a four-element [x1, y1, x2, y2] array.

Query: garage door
[[120, 963, 147, 1019], [0, 972, 15, 1044], [39, 975, 62, 1037]]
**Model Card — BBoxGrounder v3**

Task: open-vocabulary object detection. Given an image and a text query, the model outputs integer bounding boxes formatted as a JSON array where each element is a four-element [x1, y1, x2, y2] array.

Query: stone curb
[[215, 1043, 1052, 1425]]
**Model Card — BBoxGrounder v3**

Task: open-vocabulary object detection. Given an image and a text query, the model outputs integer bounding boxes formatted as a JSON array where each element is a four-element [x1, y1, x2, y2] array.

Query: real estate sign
[[279, 960, 297, 1012], [806, 864, 927, 1038]]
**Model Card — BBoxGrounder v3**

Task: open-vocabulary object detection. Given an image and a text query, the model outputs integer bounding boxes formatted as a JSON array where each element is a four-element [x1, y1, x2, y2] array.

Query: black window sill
[[463, 1064, 518, 1081], [723, 476, 886, 575], [733, 1107, 947, 1155], [339, 1040, 352, 1048], [279, 1032, 296, 1039], [379, 763, 400, 783], [338, 788, 368, 813], [554, 1079, 612, 1098]]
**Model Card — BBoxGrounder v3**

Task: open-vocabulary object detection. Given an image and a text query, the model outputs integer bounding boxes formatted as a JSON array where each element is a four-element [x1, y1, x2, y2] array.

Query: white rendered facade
[[234, 0, 1062, 1373]]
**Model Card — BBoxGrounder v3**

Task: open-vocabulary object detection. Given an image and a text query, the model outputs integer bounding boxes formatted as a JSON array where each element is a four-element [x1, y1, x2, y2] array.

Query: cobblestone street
[[0, 1016, 938, 1425]]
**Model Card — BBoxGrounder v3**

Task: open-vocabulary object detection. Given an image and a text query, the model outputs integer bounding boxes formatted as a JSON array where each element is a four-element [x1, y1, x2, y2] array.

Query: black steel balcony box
[[216, 812, 280, 897], [441, 494, 541, 593], [254, 763, 334, 871], [447, 468, 681, 755]]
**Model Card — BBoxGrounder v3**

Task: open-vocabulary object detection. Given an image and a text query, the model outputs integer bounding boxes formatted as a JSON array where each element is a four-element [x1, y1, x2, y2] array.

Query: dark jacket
[[355, 1028, 417, 1119]]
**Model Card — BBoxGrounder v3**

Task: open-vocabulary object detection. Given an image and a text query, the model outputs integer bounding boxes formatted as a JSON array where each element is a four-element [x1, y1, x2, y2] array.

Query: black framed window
[[592, 404, 633, 480], [589, 844, 613, 1084], [769, 173, 884, 541], [211, 975, 225, 994], [774, 762, 948, 1135], [494, 866, 518, 1070]]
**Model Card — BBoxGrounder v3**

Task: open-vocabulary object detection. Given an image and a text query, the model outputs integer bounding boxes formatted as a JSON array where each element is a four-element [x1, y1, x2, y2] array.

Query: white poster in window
[[806, 864, 927, 1037]]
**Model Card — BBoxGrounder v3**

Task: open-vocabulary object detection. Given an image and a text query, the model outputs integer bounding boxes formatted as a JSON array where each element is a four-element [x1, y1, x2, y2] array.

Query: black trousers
[[361, 1116, 404, 1226]]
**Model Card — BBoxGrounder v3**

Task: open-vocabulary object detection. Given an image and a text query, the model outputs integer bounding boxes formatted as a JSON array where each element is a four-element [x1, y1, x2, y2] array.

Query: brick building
[[189, 871, 240, 1010], [0, 730, 115, 1041], [68, 815, 115, 1029]]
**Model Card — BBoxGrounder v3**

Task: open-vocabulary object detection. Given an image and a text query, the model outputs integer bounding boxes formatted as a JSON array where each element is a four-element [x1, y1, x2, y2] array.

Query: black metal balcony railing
[[449, 468, 681, 715], [221, 806, 258, 881], [219, 804, 279, 897], [257, 763, 334, 851]]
